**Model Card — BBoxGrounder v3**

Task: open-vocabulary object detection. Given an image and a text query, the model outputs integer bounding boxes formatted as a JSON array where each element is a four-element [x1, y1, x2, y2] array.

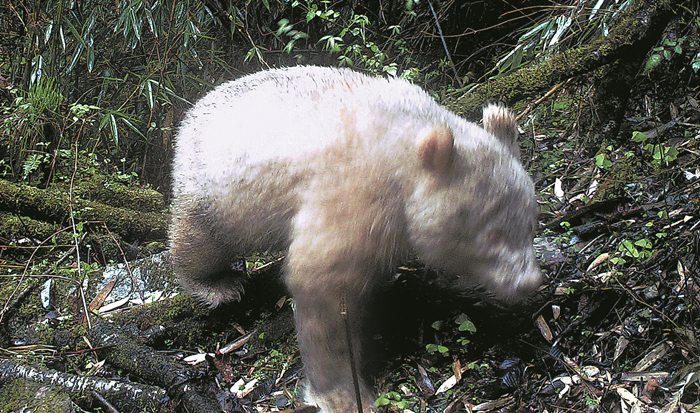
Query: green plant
[[643, 31, 700, 75], [375, 391, 412, 409], [632, 131, 679, 166], [426, 343, 449, 354], [595, 146, 614, 169], [272, 0, 418, 77], [426, 313, 477, 354], [492, 0, 634, 77], [455, 313, 476, 346], [618, 238, 653, 261], [426, 320, 449, 354]]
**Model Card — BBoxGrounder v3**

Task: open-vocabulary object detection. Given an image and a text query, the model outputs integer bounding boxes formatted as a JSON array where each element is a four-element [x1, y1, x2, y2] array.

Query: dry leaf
[[415, 363, 435, 397], [554, 178, 565, 201], [552, 305, 561, 320], [536, 314, 553, 342], [616, 387, 640, 406], [587, 253, 609, 272], [452, 356, 462, 382], [219, 329, 257, 355], [90, 278, 117, 312], [231, 378, 259, 398], [613, 336, 630, 362], [620, 372, 669, 382], [97, 297, 130, 314], [634, 342, 670, 372], [436, 375, 457, 394]]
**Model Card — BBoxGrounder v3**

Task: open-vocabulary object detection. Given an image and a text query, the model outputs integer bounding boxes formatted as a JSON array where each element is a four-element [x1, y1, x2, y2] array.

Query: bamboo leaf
[[84, 12, 96, 34], [145, 8, 157, 37], [520, 20, 549, 41], [548, 15, 572, 48], [87, 44, 94, 72], [68, 42, 84, 73], [144, 79, 155, 109], [59, 26, 66, 51], [121, 117, 145, 138], [511, 46, 523, 71], [109, 113, 119, 145], [29, 55, 43, 87], [45, 20, 53, 44], [130, 9, 142, 43]]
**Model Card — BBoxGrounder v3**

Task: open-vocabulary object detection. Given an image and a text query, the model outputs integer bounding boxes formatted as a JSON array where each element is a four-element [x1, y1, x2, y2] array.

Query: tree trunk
[[446, 0, 679, 119], [0, 178, 167, 242]]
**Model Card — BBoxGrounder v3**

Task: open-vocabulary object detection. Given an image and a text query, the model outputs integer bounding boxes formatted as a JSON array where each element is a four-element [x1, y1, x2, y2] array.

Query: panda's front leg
[[284, 207, 387, 413], [288, 279, 375, 413]]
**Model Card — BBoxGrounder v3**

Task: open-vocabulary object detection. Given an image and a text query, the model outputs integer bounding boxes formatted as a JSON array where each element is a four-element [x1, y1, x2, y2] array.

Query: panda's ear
[[416, 126, 454, 176], [483, 104, 519, 157]]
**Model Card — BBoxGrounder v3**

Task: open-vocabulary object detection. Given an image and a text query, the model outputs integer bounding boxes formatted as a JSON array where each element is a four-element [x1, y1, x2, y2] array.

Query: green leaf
[[595, 153, 607, 168], [620, 240, 639, 258], [87, 44, 94, 72], [59, 26, 66, 51], [276, 19, 292, 36], [664, 146, 678, 162], [375, 396, 391, 407], [121, 117, 145, 138], [108, 113, 119, 145], [144, 79, 156, 109], [692, 53, 700, 72], [23, 154, 44, 178], [45, 20, 54, 43], [511, 46, 524, 71], [455, 313, 476, 332], [631, 131, 648, 142], [644, 54, 662, 73], [145, 8, 157, 37], [283, 40, 296, 54], [129, 9, 142, 42], [634, 238, 651, 249]]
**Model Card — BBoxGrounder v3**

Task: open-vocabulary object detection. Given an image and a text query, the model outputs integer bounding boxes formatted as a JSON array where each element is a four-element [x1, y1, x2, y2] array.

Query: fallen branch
[[0, 360, 170, 413], [88, 298, 223, 413], [447, 0, 679, 117], [0, 178, 167, 242]]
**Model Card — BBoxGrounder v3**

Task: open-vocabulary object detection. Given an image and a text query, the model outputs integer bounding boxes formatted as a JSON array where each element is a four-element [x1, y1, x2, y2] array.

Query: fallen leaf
[[634, 342, 670, 372], [436, 375, 457, 394], [587, 253, 609, 272], [536, 314, 553, 342]]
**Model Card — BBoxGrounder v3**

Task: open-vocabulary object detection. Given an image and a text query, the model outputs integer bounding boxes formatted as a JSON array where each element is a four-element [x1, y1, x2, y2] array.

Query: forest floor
[[0, 74, 699, 413], [205, 78, 700, 413]]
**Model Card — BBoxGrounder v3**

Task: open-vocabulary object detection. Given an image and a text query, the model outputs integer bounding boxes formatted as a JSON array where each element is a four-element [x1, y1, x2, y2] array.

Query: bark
[[88, 319, 221, 413], [446, 0, 680, 118], [0, 360, 170, 413], [71, 178, 165, 213], [0, 178, 168, 242]]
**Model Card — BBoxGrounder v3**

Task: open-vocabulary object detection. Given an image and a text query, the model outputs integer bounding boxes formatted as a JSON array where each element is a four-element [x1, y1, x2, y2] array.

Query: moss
[[0, 178, 168, 242], [0, 211, 66, 244], [108, 293, 211, 344], [58, 174, 165, 213], [445, 0, 676, 118], [594, 155, 641, 201], [0, 379, 74, 413]]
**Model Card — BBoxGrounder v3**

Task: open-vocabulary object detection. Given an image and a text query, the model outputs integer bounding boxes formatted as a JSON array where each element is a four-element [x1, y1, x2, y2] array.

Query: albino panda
[[170, 66, 541, 413]]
